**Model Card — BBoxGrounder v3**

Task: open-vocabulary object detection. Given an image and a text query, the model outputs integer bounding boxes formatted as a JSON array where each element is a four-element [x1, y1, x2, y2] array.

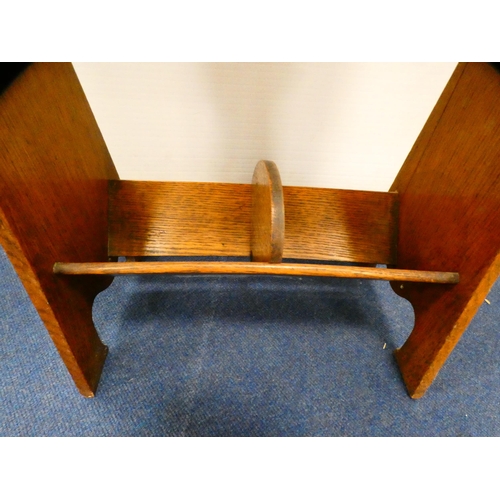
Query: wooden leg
[[49, 304, 109, 398]]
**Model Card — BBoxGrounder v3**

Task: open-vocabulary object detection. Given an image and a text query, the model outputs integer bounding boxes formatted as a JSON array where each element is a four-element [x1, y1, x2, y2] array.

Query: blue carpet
[[0, 246, 499, 436]]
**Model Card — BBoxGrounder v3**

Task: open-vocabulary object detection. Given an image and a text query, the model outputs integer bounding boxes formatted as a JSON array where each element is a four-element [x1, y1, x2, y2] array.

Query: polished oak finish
[[251, 160, 285, 263], [390, 62, 500, 398], [108, 181, 398, 265], [0, 63, 118, 397], [2, 61, 497, 400], [284, 185, 398, 264]]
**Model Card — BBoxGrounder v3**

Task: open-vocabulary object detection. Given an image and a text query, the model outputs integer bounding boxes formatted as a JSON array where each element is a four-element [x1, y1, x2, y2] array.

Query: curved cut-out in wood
[[251, 160, 285, 263]]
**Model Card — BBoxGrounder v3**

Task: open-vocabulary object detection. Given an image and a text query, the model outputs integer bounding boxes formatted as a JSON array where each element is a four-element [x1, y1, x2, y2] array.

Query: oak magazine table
[[1, 62, 499, 398]]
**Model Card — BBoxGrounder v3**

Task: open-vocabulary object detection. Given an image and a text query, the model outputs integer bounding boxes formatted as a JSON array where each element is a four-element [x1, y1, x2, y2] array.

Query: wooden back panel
[[108, 180, 398, 265]]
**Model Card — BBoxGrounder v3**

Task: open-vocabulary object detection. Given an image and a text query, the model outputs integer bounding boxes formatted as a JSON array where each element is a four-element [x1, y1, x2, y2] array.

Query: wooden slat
[[284, 185, 397, 263], [53, 261, 459, 284], [108, 180, 398, 264]]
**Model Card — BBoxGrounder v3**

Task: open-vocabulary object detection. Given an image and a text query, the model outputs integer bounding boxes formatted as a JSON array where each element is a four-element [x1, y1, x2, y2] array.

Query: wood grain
[[251, 160, 285, 262], [390, 62, 500, 398], [284, 185, 398, 263], [0, 63, 118, 397], [53, 261, 459, 283], [108, 180, 251, 257], [108, 181, 398, 265]]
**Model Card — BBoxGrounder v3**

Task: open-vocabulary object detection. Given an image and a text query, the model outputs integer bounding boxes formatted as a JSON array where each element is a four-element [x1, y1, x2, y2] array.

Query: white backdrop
[[73, 62, 457, 191]]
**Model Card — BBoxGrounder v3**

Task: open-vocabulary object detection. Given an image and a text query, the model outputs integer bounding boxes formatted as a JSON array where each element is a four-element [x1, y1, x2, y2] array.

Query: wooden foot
[[1, 215, 112, 396]]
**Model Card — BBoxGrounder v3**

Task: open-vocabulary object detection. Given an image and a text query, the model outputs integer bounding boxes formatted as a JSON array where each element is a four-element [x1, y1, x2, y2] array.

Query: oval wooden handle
[[251, 160, 285, 263]]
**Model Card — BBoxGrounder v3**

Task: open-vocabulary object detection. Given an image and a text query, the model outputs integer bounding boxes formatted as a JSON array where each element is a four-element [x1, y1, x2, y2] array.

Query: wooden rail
[[53, 261, 459, 283]]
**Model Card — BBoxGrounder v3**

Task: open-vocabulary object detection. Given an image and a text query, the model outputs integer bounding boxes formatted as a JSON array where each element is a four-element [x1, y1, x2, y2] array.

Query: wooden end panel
[[0, 63, 119, 396], [390, 62, 500, 397], [109, 180, 398, 265]]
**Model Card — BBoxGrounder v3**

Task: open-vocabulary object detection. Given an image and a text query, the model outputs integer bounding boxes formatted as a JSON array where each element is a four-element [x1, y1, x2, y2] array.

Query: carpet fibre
[[0, 246, 499, 436]]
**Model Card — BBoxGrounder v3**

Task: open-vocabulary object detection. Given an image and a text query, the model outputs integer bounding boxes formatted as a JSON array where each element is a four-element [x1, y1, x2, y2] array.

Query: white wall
[[73, 62, 457, 191]]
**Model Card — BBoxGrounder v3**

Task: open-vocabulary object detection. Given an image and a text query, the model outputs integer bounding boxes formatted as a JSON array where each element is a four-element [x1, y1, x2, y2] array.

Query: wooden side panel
[[391, 63, 500, 398], [109, 180, 398, 265], [0, 63, 119, 396]]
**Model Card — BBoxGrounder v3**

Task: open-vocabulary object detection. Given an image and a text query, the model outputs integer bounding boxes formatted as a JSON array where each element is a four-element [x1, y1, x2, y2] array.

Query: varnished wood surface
[[284, 185, 398, 264], [251, 160, 285, 263], [108, 180, 250, 257], [390, 62, 500, 398], [53, 261, 459, 283], [0, 63, 118, 396], [108, 181, 398, 265]]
